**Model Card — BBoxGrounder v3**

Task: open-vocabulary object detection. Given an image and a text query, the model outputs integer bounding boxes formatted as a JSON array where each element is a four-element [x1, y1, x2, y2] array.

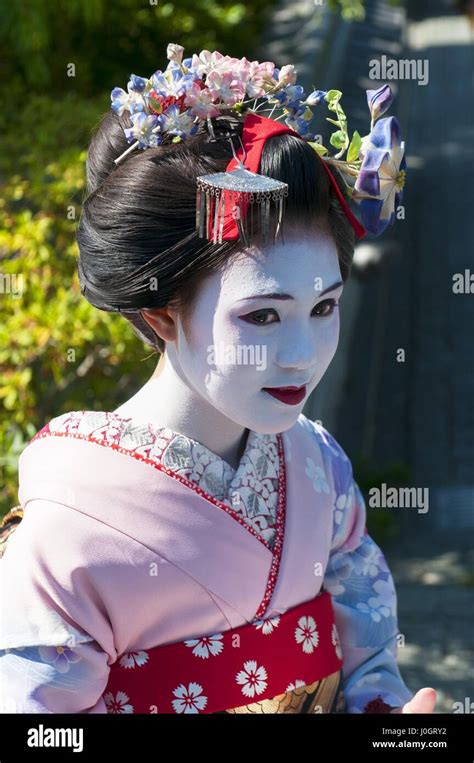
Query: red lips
[[262, 385, 306, 405]]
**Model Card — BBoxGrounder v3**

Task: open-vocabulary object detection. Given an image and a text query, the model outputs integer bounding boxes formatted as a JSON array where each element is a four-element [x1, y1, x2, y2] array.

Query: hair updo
[[77, 109, 355, 355]]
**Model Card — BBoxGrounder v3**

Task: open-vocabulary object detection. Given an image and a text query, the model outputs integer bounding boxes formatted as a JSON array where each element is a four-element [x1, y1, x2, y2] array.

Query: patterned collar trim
[[43, 410, 281, 547]]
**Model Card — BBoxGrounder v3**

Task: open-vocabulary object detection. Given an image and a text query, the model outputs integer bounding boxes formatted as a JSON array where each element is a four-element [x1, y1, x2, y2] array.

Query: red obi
[[103, 590, 345, 714]]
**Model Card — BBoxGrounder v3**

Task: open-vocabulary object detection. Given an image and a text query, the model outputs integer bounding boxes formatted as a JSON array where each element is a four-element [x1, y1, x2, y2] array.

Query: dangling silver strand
[[218, 190, 226, 243], [212, 188, 220, 244], [205, 188, 211, 239], [196, 186, 201, 230], [262, 192, 270, 246], [275, 193, 283, 243], [206, 115, 216, 141], [198, 185, 206, 237]]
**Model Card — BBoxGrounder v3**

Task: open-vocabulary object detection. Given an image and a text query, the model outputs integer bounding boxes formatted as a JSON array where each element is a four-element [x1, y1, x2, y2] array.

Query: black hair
[[77, 110, 355, 354]]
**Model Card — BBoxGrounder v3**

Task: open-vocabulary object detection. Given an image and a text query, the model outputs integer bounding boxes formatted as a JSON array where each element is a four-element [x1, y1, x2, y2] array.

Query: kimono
[[0, 410, 413, 714]]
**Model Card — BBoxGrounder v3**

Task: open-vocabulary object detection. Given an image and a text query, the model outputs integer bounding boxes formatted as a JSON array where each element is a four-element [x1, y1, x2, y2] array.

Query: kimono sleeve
[[0, 500, 116, 714], [317, 427, 414, 713]]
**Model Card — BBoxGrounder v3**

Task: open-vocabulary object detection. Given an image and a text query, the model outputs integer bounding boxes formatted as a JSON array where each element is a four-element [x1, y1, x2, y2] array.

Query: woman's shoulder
[[294, 413, 352, 466], [291, 413, 355, 490], [16, 410, 132, 512], [19, 409, 146, 464], [30, 409, 123, 440], [18, 409, 109, 474]]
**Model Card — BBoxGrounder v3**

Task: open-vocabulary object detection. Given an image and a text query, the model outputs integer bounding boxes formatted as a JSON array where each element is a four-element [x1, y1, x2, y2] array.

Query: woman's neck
[[114, 353, 250, 470]]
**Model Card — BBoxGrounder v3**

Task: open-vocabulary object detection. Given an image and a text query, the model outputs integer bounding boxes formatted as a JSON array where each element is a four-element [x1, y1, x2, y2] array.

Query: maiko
[[27, 724, 84, 753]]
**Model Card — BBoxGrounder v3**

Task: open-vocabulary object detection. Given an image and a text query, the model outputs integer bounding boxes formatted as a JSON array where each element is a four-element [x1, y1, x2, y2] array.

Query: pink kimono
[[0, 410, 413, 713]]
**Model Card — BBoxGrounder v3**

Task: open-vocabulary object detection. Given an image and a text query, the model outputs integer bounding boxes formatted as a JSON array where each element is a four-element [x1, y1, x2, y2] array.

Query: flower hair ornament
[[111, 43, 406, 243]]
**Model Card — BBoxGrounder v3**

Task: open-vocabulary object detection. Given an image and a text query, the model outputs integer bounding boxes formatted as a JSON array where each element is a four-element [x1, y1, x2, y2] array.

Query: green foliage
[[0, 91, 161, 514], [346, 130, 362, 163], [0, 0, 274, 95], [325, 89, 350, 156], [326, 0, 366, 21], [308, 141, 328, 156], [326, 0, 400, 22]]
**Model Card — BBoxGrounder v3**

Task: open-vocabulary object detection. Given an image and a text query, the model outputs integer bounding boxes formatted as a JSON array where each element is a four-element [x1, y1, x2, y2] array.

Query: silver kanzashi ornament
[[195, 134, 289, 247]]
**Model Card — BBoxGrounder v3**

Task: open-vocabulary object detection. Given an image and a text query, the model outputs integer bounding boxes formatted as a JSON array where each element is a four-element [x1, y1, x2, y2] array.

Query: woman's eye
[[312, 298, 338, 317], [240, 299, 338, 325], [240, 309, 279, 326]]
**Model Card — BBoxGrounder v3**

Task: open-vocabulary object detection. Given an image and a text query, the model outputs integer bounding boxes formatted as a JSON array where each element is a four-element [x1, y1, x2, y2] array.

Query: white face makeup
[[165, 225, 343, 435]]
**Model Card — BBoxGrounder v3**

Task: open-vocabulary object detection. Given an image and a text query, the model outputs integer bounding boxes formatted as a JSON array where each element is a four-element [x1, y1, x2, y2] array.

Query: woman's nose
[[275, 326, 317, 371]]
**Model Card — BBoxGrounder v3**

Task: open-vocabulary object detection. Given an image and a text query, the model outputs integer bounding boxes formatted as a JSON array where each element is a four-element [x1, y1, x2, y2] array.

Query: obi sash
[[103, 590, 345, 714]]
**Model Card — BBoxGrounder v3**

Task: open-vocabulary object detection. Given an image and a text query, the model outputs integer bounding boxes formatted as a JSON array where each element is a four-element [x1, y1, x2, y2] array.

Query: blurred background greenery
[[0, 0, 396, 518]]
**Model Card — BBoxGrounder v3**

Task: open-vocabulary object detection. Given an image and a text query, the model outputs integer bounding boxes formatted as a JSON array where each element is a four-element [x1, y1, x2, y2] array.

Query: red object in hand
[[363, 695, 396, 713]]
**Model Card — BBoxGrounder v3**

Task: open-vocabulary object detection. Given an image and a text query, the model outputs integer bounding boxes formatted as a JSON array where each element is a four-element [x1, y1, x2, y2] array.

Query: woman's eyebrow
[[237, 280, 344, 302]]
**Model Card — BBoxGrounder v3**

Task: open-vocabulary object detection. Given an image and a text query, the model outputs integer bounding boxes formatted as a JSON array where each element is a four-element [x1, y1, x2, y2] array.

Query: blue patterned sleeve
[[315, 424, 414, 713]]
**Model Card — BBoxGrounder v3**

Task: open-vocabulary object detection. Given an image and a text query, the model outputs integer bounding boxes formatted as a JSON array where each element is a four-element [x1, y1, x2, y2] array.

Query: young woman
[[0, 44, 436, 714]]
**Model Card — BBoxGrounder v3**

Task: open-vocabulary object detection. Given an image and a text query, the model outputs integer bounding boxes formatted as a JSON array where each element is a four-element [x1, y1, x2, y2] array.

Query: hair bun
[[86, 111, 135, 195]]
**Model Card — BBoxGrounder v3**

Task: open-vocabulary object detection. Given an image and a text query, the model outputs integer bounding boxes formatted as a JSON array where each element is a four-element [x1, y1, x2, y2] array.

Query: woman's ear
[[141, 307, 179, 344]]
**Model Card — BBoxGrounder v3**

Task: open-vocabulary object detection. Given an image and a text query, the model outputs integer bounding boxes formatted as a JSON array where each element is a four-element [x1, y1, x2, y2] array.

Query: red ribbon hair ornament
[[196, 112, 366, 245]]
